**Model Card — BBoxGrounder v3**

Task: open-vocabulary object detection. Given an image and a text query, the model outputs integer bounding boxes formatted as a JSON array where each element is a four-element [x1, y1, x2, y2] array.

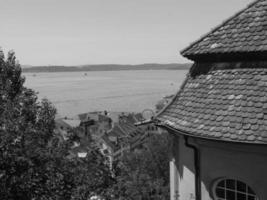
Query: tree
[[110, 133, 171, 200], [0, 50, 113, 200]]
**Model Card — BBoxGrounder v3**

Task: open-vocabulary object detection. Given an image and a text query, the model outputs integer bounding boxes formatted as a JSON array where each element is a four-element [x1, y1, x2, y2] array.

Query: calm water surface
[[24, 70, 187, 117]]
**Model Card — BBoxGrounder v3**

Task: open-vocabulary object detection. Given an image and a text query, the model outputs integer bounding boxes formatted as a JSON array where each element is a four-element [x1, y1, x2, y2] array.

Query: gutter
[[134, 119, 153, 126], [184, 135, 201, 200], [155, 122, 202, 200]]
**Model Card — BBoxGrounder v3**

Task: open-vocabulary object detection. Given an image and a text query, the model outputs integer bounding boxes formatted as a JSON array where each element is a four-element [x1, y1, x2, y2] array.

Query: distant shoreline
[[22, 63, 191, 73]]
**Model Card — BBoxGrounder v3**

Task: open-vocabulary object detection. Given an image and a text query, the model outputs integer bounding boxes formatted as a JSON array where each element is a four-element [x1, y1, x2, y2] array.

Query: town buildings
[[155, 0, 267, 199], [78, 111, 112, 141], [99, 112, 150, 167], [55, 112, 111, 158], [55, 111, 161, 162]]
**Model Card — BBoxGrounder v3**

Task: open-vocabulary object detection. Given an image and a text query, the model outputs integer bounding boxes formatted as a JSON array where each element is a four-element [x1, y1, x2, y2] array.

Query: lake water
[[24, 70, 188, 117]]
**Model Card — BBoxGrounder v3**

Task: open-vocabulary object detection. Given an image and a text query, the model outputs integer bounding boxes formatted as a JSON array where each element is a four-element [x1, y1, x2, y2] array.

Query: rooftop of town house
[[181, 0, 267, 61], [55, 118, 81, 129], [78, 111, 110, 122], [156, 0, 267, 144], [62, 119, 81, 128], [101, 118, 145, 152], [77, 111, 143, 124]]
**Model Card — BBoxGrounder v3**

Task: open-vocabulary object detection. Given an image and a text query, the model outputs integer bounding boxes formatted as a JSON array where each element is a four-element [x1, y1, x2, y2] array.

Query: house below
[[99, 112, 164, 168]]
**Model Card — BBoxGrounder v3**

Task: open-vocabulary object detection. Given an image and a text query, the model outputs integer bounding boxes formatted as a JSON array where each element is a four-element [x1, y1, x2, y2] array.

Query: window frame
[[212, 178, 259, 200]]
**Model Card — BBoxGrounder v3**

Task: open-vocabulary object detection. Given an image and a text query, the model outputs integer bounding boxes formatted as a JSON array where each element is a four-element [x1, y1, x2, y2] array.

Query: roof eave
[[182, 51, 267, 62], [156, 122, 267, 145]]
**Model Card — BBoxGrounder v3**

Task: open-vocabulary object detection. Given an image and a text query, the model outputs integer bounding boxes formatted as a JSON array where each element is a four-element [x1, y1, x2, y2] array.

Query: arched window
[[213, 179, 259, 200]]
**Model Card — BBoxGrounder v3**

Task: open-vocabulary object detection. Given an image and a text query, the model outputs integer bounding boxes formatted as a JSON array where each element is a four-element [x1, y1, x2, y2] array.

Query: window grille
[[213, 179, 258, 200]]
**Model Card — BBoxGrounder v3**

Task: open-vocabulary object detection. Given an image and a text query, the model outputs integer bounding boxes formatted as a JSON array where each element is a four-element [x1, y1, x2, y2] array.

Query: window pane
[[237, 193, 246, 200], [247, 186, 256, 195], [218, 180, 225, 187], [214, 179, 258, 200], [236, 180, 246, 193], [216, 188, 225, 198], [226, 179, 236, 190], [248, 195, 256, 200], [226, 190, 235, 200]]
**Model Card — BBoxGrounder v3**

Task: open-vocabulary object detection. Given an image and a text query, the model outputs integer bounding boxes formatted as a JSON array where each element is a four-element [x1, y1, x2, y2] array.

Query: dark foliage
[[0, 50, 113, 200], [109, 133, 171, 200]]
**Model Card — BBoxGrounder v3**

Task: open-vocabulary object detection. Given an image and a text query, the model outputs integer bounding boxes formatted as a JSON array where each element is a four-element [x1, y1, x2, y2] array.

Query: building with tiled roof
[[99, 113, 149, 168], [155, 0, 267, 200]]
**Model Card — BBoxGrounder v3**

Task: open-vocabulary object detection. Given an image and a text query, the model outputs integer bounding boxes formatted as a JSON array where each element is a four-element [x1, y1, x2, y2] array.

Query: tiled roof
[[157, 67, 267, 144], [101, 134, 119, 152], [118, 113, 145, 124], [101, 121, 144, 151], [181, 0, 267, 59]]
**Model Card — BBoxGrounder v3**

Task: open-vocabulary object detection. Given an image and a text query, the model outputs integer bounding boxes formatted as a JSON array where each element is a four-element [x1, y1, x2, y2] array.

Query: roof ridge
[[180, 0, 265, 56]]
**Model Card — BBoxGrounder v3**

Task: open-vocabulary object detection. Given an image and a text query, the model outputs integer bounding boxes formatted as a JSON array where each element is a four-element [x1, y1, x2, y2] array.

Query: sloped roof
[[118, 113, 145, 124], [157, 67, 267, 144], [101, 134, 119, 152], [182, 0, 267, 59], [101, 121, 144, 151], [62, 119, 81, 128]]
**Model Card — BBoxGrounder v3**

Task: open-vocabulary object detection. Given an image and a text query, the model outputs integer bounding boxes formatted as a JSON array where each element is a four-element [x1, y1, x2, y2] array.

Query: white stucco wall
[[171, 134, 267, 200], [170, 135, 196, 200]]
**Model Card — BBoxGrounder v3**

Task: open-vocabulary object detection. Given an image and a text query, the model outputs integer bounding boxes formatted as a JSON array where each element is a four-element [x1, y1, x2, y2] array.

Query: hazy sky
[[0, 0, 252, 66]]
